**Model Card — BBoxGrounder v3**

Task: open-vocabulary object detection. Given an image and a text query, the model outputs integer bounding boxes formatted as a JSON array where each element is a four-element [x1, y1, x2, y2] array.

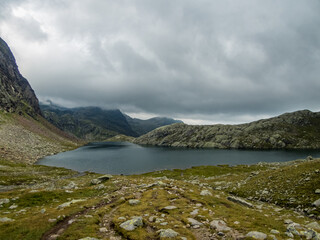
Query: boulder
[[245, 231, 267, 239], [91, 174, 112, 185], [313, 198, 320, 207], [306, 222, 320, 231], [210, 220, 231, 232], [187, 218, 203, 227], [158, 229, 179, 238], [200, 190, 212, 196], [120, 216, 143, 231]]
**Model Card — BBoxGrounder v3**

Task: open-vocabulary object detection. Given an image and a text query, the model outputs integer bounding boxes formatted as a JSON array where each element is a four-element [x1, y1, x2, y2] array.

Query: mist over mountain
[[40, 102, 183, 141]]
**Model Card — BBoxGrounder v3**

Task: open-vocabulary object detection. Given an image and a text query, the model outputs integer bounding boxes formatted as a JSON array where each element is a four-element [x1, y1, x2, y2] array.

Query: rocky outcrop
[[135, 110, 320, 149], [0, 37, 41, 116]]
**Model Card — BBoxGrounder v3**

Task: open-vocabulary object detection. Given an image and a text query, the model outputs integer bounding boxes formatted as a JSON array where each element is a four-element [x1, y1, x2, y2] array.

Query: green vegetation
[[135, 110, 320, 150], [1, 157, 320, 239]]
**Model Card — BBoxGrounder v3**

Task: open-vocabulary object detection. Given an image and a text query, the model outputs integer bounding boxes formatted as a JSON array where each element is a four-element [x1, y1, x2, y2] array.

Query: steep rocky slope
[[0, 38, 81, 163], [135, 110, 320, 149], [0, 37, 41, 116]]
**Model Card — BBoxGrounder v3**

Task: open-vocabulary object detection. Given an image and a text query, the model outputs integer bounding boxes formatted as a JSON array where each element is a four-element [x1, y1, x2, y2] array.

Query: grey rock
[[245, 231, 267, 239], [187, 218, 203, 227], [210, 220, 231, 232], [120, 216, 143, 231], [97, 174, 112, 181], [57, 199, 85, 209], [287, 223, 301, 236], [158, 229, 179, 238], [128, 199, 140, 206], [99, 227, 107, 233], [270, 229, 280, 234], [163, 206, 177, 210], [315, 189, 320, 194], [227, 196, 253, 208], [313, 198, 320, 207], [200, 190, 212, 196], [304, 229, 320, 240], [285, 232, 294, 238], [9, 204, 18, 209], [63, 181, 77, 190], [78, 238, 100, 240], [0, 198, 9, 205], [190, 209, 199, 215], [306, 222, 320, 231], [0, 217, 14, 222]]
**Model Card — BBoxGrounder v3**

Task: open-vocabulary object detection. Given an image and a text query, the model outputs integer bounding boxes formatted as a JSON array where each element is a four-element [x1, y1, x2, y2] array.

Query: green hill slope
[[135, 110, 320, 149]]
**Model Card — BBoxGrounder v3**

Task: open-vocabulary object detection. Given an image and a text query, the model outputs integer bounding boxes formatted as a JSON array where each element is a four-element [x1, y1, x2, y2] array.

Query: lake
[[36, 142, 320, 175]]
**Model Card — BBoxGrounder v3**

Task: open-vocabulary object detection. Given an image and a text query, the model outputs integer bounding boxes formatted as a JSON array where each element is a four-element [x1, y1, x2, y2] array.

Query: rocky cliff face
[[0, 37, 41, 116], [135, 110, 320, 149]]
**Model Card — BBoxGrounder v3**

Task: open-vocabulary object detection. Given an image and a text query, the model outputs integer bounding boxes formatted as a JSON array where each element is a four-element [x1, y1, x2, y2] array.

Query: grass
[[1, 158, 320, 239]]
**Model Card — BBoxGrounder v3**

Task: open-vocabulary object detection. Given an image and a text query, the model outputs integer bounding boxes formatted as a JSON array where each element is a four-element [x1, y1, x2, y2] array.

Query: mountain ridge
[[135, 109, 320, 149], [40, 102, 183, 140]]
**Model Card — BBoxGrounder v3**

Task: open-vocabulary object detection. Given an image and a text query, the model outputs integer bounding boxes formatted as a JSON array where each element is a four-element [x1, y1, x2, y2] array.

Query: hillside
[[0, 38, 81, 164], [41, 103, 183, 141], [135, 110, 320, 149], [41, 103, 136, 141], [125, 114, 183, 136]]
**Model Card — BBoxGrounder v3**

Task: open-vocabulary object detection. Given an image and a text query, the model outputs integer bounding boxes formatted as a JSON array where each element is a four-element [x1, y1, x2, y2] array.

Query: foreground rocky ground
[[1, 157, 320, 239]]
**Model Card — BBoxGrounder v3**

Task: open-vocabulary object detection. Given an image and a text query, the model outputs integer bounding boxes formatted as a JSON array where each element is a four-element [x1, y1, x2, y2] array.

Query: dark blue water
[[36, 142, 320, 175]]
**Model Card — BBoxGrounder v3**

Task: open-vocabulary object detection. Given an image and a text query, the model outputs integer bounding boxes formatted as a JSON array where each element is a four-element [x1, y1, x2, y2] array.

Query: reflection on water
[[36, 142, 320, 175]]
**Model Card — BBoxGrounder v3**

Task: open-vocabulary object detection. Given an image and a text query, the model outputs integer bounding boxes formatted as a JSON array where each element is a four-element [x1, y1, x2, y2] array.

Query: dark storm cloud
[[1, 0, 320, 123]]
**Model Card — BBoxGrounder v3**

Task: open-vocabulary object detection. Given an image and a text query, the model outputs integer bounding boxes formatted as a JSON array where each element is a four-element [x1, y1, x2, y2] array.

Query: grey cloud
[[1, 0, 320, 123]]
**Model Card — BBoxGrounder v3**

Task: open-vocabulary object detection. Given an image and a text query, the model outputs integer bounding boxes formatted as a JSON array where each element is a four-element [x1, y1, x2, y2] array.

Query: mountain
[[124, 114, 183, 136], [40, 103, 183, 140], [0, 38, 41, 116], [40, 103, 137, 141], [0, 37, 81, 163], [135, 110, 320, 149]]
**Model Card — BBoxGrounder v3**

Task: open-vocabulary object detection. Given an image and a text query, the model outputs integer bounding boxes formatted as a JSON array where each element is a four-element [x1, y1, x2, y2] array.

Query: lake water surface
[[37, 142, 320, 175]]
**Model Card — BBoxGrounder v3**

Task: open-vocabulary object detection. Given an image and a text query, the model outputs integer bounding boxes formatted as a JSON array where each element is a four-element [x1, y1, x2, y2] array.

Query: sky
[[1, 0, 320, 124]]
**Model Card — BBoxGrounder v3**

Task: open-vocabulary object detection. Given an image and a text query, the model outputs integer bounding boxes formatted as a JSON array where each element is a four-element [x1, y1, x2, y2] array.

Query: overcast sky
[[1, 0, 320, 124]]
